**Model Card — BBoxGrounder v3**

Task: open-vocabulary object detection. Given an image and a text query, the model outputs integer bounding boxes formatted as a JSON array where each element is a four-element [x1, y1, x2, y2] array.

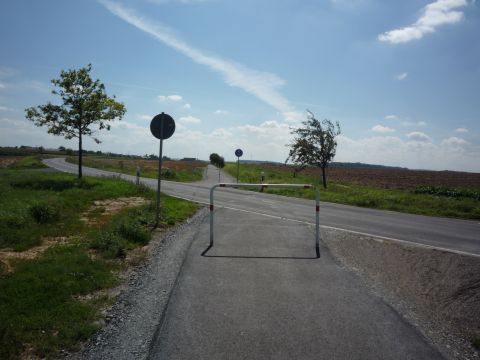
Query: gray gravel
[[65, 208, 209, 360], [323, 228, 480, 360]]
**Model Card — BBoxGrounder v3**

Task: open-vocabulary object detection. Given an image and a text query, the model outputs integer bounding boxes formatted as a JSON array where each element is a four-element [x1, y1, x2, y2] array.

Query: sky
[[0, 0, 479, 172]]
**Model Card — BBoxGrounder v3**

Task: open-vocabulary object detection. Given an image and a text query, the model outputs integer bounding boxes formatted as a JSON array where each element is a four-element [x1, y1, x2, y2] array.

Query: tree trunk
[[321, 166, 327, 189], [78, 131, 83, 179]]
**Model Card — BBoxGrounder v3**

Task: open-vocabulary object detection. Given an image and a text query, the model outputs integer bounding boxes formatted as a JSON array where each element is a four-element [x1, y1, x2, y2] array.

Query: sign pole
[[234, 148, 243, 184], [150, 112, 175, 229], [155, 115, 165, 228], [236, 156, 239, 183]]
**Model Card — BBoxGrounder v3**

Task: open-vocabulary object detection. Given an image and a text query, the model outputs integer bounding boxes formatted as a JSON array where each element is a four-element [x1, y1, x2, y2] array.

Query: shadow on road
[[201, 244, 320, 259]]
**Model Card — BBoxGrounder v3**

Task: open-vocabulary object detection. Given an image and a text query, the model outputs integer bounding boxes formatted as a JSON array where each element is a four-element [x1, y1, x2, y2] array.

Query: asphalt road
[[147, 208, 444, 360], [43, 158, 480, 256]]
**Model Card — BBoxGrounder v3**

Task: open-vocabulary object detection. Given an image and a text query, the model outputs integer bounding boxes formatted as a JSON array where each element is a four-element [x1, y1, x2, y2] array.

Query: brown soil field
[[265, 164, 480, 190], [79, 157, 206, 172]]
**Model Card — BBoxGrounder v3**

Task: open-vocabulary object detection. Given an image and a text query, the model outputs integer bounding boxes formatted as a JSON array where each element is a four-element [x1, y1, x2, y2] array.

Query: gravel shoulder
[[65, 208, 208, 360], [323, 228, 480, 360]]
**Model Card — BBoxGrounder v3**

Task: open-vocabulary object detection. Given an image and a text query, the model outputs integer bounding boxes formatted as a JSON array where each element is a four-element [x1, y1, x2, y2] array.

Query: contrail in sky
[[99, 0, 299, 120]]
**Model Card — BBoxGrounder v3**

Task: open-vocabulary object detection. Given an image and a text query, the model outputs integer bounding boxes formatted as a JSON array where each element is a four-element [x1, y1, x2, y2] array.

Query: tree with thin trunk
[[25, 64, 126, 178], [286, 110, 341, 189]]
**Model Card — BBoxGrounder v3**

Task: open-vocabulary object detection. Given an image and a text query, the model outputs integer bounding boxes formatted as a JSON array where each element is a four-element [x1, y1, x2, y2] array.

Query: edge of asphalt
[[65, 209, 209, 360]]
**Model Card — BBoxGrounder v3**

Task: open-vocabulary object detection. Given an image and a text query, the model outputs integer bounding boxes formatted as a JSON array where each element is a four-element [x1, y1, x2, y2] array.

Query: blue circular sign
[[235, 149, 243, 157]]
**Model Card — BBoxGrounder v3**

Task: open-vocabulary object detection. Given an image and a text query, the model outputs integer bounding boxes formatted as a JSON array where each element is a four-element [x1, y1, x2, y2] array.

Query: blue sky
[[0, 0, 479, 171]]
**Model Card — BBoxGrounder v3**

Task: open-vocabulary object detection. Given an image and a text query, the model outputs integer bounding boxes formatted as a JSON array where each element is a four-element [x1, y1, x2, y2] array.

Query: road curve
[[43, 158, 480, 256]]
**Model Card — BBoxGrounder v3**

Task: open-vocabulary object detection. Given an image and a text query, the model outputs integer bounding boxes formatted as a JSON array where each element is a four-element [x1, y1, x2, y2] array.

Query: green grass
[[0, 168, 198, 359], [0, 246, 117, 359], [224, 163, 480, 220], [9, 155, 46, 169], [66, 156, 206, 182], [0, 170, 147, 251]]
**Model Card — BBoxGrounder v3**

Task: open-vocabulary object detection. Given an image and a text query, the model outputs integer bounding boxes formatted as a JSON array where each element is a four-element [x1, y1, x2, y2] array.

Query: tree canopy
[[25, 64, 126, 178], [286, 111, 341, 188], [209, 153, 225, 168]]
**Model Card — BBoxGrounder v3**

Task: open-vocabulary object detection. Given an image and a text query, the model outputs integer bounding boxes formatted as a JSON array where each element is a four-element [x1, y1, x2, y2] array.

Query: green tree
[[25, 64, 126, 178], [286, 111, 341, 188], [209, 153, 221, 166]]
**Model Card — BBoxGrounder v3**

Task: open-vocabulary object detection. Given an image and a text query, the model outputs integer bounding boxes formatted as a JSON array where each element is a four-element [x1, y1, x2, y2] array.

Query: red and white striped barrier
[[209, 183, 320, 256]]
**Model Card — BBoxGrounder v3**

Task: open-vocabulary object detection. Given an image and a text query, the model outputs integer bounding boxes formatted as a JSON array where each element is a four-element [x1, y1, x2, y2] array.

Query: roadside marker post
[[150, 112, 175, 228], [209, 183, 320, 257], [234, 148, 243, 183]]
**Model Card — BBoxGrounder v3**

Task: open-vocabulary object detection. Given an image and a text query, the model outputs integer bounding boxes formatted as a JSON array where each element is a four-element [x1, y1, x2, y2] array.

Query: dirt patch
[[81, 197, 149, 225], [323, 229, 480, 359], [1, 197, 150, 272], [0, 237, 70, 272], [0, 156, 20, 168]]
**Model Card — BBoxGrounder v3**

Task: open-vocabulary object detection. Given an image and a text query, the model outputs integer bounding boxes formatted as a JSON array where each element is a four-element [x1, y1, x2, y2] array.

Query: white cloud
[[158, 94, 183, 102], [384, 114, 398, 120], [372, 125, 395, 133], [138, 114, 153, 121], [183, 103, 191, 109], [210, 128, 232, 139], [214, 109, 229, 115], [283, 110, 305, 123], [99, 0, 297, 121], [455, 127, 468, 133], [402, 121, 428, 127], [0, 106, 13, 111], [406, 131, 432, 142], [441, 136, 469, 146], [379, 0, 468, 44], [0, 83, 5, 89], [396, 72, 408, 81], [178, 115, 201, 124]]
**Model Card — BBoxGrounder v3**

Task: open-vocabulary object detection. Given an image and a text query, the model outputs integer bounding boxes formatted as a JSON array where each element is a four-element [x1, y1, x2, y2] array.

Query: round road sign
[[150, 113, 176, 140], [235, 148, 243, 157]]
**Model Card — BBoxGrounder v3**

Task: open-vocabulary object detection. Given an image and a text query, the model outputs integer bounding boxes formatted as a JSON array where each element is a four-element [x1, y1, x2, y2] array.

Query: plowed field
[[264, 164, 480, 190]]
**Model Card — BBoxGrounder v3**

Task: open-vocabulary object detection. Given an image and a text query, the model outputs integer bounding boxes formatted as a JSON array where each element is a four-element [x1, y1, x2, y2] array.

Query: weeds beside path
[[0, 168, 198, 359]]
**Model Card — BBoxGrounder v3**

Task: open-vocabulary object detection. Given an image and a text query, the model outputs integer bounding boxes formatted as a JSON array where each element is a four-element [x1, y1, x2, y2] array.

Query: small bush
[[136, 182, 151, 194], [161, 168, 176, 179], [415, 186, 480, 200], [89, 230, 126, 259], [116, 219, 150, 245], [29, 203, 61, 224], [1, 211, 28, 228]]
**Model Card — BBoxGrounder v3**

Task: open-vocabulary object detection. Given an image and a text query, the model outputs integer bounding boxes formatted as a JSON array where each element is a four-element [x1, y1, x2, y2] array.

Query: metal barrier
[[209, 183, 320, 256]]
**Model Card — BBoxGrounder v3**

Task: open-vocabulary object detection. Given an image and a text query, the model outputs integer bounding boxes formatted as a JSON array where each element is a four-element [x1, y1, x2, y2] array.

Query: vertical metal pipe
[[209, 185, 216, 247], [236, 157, 239, 183], [156, 139, 163, 227], [315, 188, 320, 255], [155, 114, 164, 228]]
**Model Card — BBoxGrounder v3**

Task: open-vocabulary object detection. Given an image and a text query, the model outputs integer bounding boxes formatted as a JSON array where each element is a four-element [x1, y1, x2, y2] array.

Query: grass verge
[[66, 156, 206, 182], [0, 169, 198, 359], [224, 163, 480, 220]]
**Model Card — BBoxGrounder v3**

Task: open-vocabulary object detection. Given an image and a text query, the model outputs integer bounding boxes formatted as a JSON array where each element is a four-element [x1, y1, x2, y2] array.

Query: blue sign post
[[235, 148, 243, 183]]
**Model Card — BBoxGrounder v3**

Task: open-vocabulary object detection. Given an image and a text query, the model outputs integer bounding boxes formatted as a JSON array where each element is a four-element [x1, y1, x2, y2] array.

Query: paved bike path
[[148, 208, 444, 360]]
